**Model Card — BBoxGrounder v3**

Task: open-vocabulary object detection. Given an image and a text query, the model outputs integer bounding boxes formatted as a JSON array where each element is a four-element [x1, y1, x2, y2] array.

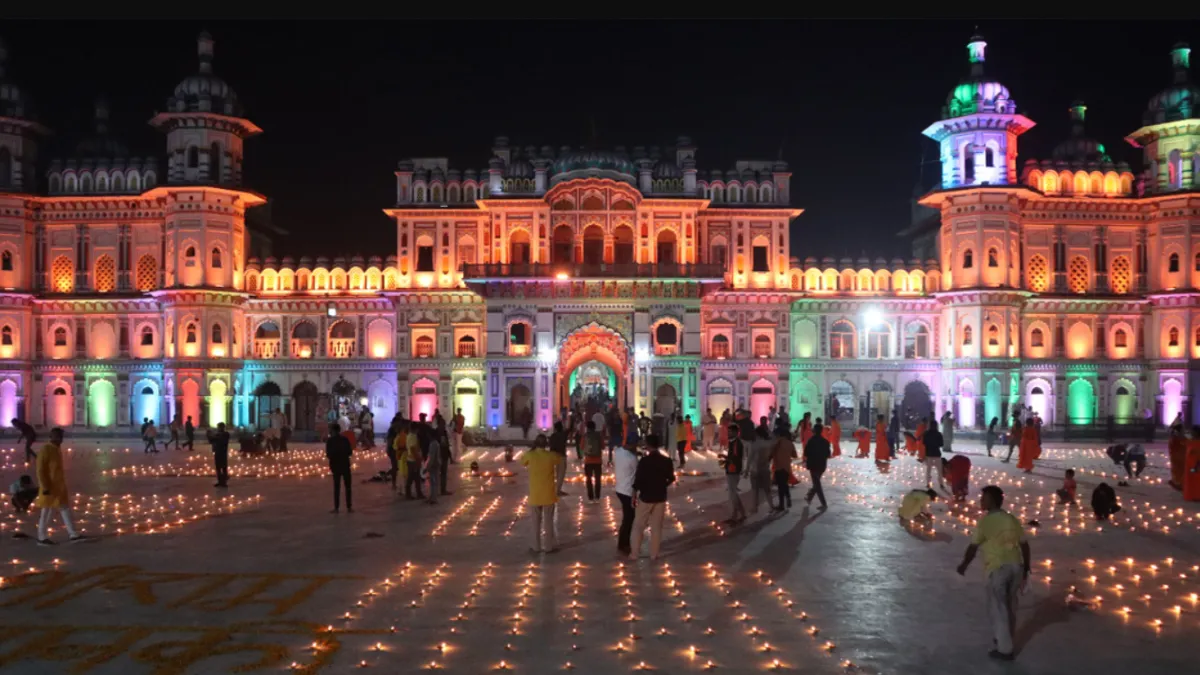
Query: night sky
[[2, 20, 1191, 259]]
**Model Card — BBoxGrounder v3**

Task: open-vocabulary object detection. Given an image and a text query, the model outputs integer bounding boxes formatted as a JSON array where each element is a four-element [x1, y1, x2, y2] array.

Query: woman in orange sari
[[1016, 419, 1039, 472], [914, 419, 927, 460], [830, 418, 842, 457], [874, 415, 890, 462], [683, 415, 695, 454], [855, 427, 871, 458]]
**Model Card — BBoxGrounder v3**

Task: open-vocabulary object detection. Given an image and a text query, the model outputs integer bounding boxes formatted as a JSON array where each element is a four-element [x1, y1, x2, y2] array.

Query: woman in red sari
[[1016, 419, 1040, 473], [914, 419, 927, 460], [874, 415, 890, 462]]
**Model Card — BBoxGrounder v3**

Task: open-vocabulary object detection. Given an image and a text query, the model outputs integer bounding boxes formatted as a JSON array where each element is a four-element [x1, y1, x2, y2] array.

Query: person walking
[[164, 415, 181, 451], [874, 414, 890, 462], [403, 422, 424, 500], [940, 410, 955, 453], [986, 417, 999, 457], [888, 413, 900, 458], [1016, 418, 1040, 474], [614, 439, 639, 557], [451, 408, 465, 463], [583, 421, 604, 502], [702, 409, 717, 453], [923, 419, 946, 490], [630, 434, 675, 560], [549, 421, 570, 497], [771, 427, 797, 512], [521, 433, 563, 554], [12, 418, 36, 462], [802, 423, 831, 509], [184, 416, 195, 452], [747, 424, 775, 513], [722, 424, 747, 524], [1003, 412, 1022, 463], [34, 428, 86, 545], [434, 417, 452, 497], [425, 431, 443, 505], [325, 422, 353, 513], [142, 418, 160, 454], [207, 422, 231, 488], [956, 485, 1032, 661]]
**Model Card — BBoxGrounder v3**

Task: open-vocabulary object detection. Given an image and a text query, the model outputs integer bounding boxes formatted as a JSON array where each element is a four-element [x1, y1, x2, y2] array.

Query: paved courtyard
[[0, 435, 1194, 674]]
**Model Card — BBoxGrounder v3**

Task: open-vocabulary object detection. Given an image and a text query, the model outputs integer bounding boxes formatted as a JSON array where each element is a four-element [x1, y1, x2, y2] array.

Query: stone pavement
[[0, 437, 1194, 674]]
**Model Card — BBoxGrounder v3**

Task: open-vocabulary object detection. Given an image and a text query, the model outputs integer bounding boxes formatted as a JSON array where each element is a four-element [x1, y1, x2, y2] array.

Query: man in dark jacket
[[802, 423, 832, 509], [722, 425, 747, 524], [325, 423, 353, 513], [923, 419, 946, 490], [207, 422, 231, 488], [630, 434, 676, 560]]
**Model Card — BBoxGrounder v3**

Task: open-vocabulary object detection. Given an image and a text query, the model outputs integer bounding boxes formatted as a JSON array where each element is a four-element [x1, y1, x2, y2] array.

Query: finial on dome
[[198, 31, 214, 74], [967, 30, 986, 77], [94, 96, 109, 134], [1171, 42, 1191, 83], [1068, 100, 1086, 123]]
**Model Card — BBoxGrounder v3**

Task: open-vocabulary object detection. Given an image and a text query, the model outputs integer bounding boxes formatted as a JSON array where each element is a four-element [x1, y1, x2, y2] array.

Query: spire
[[94, 96, 109, 135], [1171, 41, 1191, 84], [197, 31, 214, 74], [967, 30, 986, 78]]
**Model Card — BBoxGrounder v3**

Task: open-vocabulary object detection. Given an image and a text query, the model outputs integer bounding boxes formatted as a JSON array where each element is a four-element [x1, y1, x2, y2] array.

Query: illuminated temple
[[1, 32, 1199, 437]]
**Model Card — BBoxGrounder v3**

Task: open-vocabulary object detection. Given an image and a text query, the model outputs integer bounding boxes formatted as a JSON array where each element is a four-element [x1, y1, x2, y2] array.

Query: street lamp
[[863, 307, 884, 328]]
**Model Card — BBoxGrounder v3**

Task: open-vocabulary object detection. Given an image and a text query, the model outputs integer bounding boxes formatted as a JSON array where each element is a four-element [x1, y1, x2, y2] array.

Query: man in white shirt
[[614, 441, 639, 557]]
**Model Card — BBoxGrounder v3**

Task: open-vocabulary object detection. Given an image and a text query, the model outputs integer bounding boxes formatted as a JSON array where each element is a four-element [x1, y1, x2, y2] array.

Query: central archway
[[555, 324, 631, 419]]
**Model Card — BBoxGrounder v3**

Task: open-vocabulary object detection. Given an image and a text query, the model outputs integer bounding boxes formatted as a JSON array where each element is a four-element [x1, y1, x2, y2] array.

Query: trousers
[[630, 501, 666, 559], [38, 506, 78, 541], [555, 458, 567, 494], [530, 504, 558, 552], [805, 469, 827, 507], [925, 457, 944, 487], [214, 451, 229, 485], [405, 461, 423, 497], [774, 469, 792, 508], [584, 463, 602, 500], [725, 473, 746, 519], [987, 563, 1023, 654], [331, 466, 352, 510], [749, 468, 773, 512], [617, 493, 635, 553]]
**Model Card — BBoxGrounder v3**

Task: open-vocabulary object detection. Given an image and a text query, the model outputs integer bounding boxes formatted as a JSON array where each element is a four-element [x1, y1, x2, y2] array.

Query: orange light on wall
[[0, 345, 13, 359], [372, 343, 388, 358], [299, 345, 313, 358], [210, 346, 226, 358], [182, 344, 199, 358]]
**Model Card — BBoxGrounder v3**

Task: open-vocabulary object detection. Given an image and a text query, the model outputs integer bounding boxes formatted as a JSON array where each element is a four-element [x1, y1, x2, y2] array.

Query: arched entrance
[[508, 383, 533, 427], [869, 380, 892, 427], [900, 379, 933, 429], [253, 381, 283, 430], [750, 378, 775, 424], [293, 381, 319, 435], [570, 360, 616, 407], [655, 383, 677, 417], [555, 324, 631, 421], [411, 378, 439, 421], [706, 378, 734, 419], [829, 380, 855, 426]]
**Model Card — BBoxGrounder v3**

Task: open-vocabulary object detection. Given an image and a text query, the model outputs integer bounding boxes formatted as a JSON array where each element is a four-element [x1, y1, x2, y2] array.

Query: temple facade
[[1, 32, 1199, 437]]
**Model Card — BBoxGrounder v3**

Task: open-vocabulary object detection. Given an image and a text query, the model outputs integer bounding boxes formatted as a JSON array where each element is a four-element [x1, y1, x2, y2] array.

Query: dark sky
[[3, 20, 1193, 259]]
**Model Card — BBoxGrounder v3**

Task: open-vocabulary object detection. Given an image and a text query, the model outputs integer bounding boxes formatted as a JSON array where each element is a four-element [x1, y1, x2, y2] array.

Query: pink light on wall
[[411, 378, 438, 421], [1162, 379, 1183, 426], [0, 380, 16, 427]]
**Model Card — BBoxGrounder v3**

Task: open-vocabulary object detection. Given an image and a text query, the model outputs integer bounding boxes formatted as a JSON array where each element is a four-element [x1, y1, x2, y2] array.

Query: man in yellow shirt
[[956, 485, 1031, 661], [520, 434, 563, 554]]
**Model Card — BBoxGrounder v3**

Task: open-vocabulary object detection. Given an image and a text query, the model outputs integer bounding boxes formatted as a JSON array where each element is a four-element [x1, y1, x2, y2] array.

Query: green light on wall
[[1068, 379, 1095, 425], [89, 379, 116, 428], [984, 378, 1002, 427]]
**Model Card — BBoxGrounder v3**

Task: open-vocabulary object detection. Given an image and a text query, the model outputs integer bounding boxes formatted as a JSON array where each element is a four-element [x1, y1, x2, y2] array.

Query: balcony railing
[[415, 341, 435, 358], [654, 344, 679, 356], [291, 339, 316, 359], [462, 262, 726, 280], [328, 338, 356, 359], [457, 342, 477, 358], [508, 344, 531, 357], [711, 343, 731, 359], [253, 339, 281, 359]]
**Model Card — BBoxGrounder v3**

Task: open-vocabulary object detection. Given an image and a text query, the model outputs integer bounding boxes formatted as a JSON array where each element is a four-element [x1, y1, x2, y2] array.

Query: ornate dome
[[0, 37, 31, 120], [551, 148, 636, 184], [1144, 43, 1198, 126], [943, 34, 1016, 118], [166, 32, 243, 117], [653, 159, 682, 179], [1051, 102, 1110, 163], [74, 97, 129, 158]]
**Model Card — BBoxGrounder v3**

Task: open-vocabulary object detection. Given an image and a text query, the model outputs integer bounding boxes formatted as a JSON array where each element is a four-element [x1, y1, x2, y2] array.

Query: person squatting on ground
[[956, 485, 1032, 661], [1056, 469, 1078, 506], [521, 433, 563, 554], [325, 423, 353, 513], [898, 488, 938, 524], [1091, 482, 1121, 521], [944, 453, 972, 502], [9, 475, 36, 512], [630, 434, 675, 560]]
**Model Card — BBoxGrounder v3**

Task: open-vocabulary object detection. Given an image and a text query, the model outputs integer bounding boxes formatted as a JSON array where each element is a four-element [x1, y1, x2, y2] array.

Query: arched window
[[187, 146, 199, 168], [211, 248, 223, 269], [51, 256, 74, 293], [140, 326, 154, 346], [987, 247, 999, 268], [867, 324, 891, 359], [508, 321, 532, 356], [710, 240, 727, 267], [962, 325, 973, 346], [1194, 327, 1200, 348], [1169, 252, 1180, 273], [753, 334, 772, 358], [93, 255, 116, 293], [211, 324, 223, 344], [987, 324, 999, 346], [1169, 326, 1180, 347], [1, 326, 12, 345], [1114, 329, 1128, 349], [415, 335, 434, 358], [963, 151, 975, 182], [654, 322, 679, 355], [903, 322, 930, 359], [962, 249, 974, 269], [508, 230, 530, 265], [185, 323, 197, 344], [1030, 327, 1044, 348], [185, 246, 197, 259], [53, 326, 67, 346], [1194, 252, 1200, 272], [984, 147, 995, 167], [456, 334, 477, 358], [135, 255, 158, 291], [830, 320, 856, 359], [210, 142, 222, 182], [1, 251, 12, 271], [711, 334, 730, 359]]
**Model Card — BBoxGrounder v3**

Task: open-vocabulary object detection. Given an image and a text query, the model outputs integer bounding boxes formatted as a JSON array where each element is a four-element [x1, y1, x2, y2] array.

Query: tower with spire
[[1126, 42, 1200, 195]]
